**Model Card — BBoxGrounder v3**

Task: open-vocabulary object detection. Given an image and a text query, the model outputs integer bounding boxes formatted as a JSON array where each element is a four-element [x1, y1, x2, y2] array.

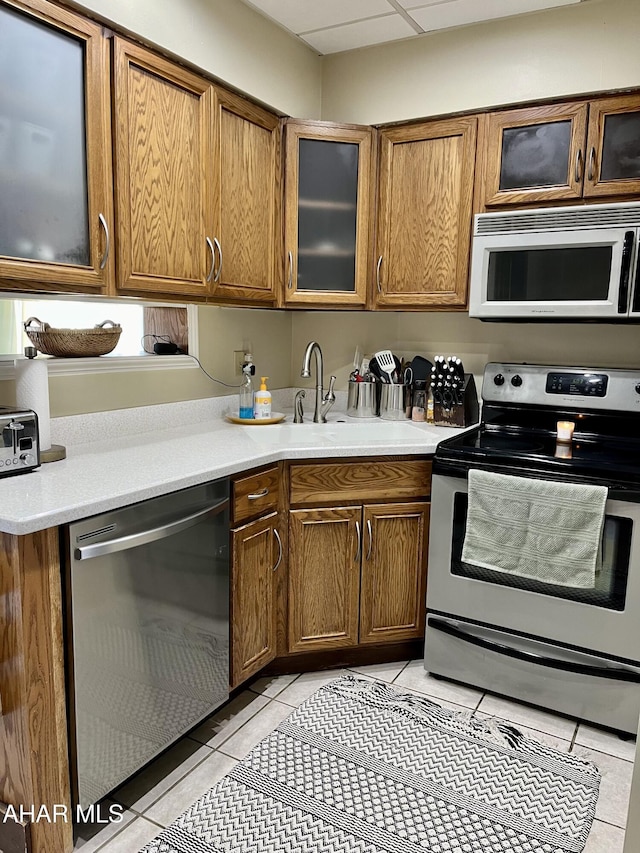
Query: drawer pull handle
[[273, 528, 283, 572], [366, 519, 372, 561], [354, 520, 361, 562], [248, 488, 269, 500]]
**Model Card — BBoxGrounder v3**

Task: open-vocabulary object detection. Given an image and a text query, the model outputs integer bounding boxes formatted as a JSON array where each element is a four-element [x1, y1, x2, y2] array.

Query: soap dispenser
[[254, 376, 272, 419], [239, 364, 254, 419]]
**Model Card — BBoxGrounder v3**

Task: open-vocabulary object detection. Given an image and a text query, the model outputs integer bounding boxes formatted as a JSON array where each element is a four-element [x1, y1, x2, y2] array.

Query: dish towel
[[462, 469, 607, 588]]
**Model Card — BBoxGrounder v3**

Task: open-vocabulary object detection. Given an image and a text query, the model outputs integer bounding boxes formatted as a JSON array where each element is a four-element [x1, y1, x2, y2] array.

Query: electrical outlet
[[234, 351, 245, 376]]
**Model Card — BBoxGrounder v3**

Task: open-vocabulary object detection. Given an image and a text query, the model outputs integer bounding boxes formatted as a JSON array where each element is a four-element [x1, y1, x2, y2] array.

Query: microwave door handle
[[618, 230, 634, 314], [632, 233, 640, 314]]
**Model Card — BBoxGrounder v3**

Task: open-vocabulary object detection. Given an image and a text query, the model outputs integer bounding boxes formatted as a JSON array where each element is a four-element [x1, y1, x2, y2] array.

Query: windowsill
[[0, 353, 197, 380]]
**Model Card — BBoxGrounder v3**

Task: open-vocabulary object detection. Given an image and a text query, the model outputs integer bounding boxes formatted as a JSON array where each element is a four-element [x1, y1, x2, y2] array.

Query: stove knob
[[20, 453, 36, 466], [511, 374, 523, 387], [494, 374, 505, 386], [636, 383, 640, 394]]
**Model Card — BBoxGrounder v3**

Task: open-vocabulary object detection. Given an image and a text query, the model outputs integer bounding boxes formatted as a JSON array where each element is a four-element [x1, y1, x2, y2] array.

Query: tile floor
[[73, 659, 634, 852]]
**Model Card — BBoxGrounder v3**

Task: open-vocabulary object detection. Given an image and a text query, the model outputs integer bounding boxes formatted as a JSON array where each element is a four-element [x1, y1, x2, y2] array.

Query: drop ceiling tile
[[405, 0, 580, 29], [242, 0, 395, 35], [301, 14, 416, 55]]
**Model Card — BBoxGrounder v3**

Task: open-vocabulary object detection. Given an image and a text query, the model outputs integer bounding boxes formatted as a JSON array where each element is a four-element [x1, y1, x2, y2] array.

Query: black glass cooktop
[[436, 423, 640, 488]]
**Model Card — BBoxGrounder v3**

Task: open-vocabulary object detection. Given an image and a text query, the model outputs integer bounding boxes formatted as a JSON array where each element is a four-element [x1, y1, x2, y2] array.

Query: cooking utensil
[[410, 355, 433, 384], [373, 350, 396, 383]]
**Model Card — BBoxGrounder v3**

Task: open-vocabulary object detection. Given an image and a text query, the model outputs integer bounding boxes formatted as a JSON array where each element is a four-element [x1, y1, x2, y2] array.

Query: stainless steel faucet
[[300, 341, 336, 423]]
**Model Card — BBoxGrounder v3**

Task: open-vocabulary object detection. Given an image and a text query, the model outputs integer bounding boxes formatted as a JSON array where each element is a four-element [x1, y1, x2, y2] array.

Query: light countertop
[[0, 394, 465, 535]]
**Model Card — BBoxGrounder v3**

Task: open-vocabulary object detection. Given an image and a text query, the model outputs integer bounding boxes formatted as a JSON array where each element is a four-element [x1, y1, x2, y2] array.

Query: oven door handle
[[428, 617, 640, 683]]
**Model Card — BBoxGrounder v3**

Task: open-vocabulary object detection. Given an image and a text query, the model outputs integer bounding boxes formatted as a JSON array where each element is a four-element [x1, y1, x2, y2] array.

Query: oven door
[[426, 472, 640, 662], [469, 227, 635, 319]]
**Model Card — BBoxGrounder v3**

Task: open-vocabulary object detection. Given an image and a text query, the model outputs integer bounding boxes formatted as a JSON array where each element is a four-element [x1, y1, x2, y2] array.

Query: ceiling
[[239, 0, 586, 55]]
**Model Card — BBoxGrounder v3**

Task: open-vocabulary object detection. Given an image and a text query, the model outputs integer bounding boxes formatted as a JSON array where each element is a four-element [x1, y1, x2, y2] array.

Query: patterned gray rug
[[140, 675, 600, 853]]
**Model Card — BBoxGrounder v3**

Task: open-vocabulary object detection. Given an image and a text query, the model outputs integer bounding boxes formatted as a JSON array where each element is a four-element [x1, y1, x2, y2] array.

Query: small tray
[[226, 413, 286, 425]]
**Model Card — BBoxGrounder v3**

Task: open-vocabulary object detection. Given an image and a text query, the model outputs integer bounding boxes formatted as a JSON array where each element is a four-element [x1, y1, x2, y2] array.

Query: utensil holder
[[379, 383, 407, 421], [347, 380, 378, 417], [433, 374, 479, 428]]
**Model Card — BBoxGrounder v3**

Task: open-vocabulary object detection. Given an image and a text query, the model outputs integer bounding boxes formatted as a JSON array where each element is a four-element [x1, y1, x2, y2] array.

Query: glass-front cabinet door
[[482, 103, 588, 207], [0, 0, 113, 293], [584, 94, 640, 198], [283, 120, 373, 307]]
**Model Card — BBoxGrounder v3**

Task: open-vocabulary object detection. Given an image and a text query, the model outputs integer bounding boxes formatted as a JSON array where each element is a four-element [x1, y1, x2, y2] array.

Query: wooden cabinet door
[[375, 116, 476, 308], [283, 120, 373, 307], [481, 103, 588, 207], [359, 502, 429, 644], [288, 506, 361, 652], [113, 38, 214, 297], [211, 88, 281, 303], [0, 0, 113, 294], [584, 94, 640, 198], [231, 512, 280, 688]]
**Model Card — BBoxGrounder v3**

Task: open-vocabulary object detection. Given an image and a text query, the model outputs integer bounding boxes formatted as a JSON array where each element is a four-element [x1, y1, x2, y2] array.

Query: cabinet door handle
[[354, 520, 361, 562], [366, 519, 372, 561], [98, 213, 110, 270], [273, 528, 283, 572], [587, 146, 596, 182], [376, 255, 383, 293], [213, 237, 222, 283], [287, 251, 293, 289], [206, 236, 215, 282], [574, 148, 583, 183], [248, 487, 269, 500]]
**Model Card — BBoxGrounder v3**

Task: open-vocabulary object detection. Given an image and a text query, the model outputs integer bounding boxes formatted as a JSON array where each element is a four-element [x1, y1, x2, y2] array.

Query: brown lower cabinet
[[230, 464, 281, 689], [287, 459, 431, 654], [231, 511, 280, 688]]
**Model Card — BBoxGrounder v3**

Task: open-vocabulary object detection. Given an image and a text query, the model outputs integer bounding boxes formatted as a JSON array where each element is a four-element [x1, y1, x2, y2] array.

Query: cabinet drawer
[[289, 459, 431, 505], [233, 465, 279, 524]]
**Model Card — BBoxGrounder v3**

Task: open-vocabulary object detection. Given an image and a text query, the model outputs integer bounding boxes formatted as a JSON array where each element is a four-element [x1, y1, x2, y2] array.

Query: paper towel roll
[[15, 356, 51, 452]]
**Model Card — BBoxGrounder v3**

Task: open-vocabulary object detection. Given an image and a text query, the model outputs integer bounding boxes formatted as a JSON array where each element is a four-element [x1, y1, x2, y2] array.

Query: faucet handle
[[294, 389, 305, 423], [325, 375, 336, 402]]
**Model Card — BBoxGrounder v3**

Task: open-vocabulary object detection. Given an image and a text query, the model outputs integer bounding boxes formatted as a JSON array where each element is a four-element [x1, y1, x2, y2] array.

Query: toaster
[[0, 406, 40, 477]]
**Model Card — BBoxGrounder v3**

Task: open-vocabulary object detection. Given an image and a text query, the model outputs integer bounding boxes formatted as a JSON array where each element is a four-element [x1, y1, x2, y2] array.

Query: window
[[1, 298, 145, 356], [0, 298, 196, 376]]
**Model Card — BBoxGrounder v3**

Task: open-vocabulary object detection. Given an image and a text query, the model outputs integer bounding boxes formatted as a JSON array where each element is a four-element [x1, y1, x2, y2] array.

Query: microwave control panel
[[545, 372, 608, 397]]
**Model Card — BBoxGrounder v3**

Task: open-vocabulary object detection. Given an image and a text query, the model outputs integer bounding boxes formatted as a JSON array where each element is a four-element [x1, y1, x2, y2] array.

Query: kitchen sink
[[243, 416, 433, 447]]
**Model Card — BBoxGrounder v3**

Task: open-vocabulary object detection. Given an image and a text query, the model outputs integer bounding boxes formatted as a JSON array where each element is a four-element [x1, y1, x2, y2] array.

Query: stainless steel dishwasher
[[66, 479, 229, 808]]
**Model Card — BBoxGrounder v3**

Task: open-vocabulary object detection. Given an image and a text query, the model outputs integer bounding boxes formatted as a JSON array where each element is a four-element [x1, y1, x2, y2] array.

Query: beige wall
[[0, 306, 292, 416], [72, 0, 322, 117], [292, 312, 640, 394], [321, 0, 640, 124]]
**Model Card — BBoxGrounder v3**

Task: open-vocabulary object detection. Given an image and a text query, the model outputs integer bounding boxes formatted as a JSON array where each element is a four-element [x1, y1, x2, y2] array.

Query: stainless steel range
[[425, 362, 640, 733]]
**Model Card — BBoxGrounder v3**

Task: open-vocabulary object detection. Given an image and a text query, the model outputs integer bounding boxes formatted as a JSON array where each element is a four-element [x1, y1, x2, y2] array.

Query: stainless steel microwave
[[469, 201, 640, 320]]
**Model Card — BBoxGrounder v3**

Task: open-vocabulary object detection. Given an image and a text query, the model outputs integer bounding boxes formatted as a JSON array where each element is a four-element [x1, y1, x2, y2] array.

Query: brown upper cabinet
[[210, 89, 281, 304], [374, 116, 477, 309], [480, 93, 640, 208], [0, 0, 114, 294], [113, 38, 214, 298], [283, 120, 374, 307]]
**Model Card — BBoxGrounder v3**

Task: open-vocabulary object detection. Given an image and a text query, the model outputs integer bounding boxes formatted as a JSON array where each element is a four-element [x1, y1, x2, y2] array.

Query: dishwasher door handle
[[75, 498, 229, 560]]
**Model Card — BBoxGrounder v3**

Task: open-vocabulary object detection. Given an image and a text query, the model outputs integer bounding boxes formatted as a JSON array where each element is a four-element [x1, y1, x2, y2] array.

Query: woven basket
[[23, 317, 122, 357]]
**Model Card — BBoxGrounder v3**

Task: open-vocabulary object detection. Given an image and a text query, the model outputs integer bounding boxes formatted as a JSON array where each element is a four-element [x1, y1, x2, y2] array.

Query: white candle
[[556, 420, 575, 442]]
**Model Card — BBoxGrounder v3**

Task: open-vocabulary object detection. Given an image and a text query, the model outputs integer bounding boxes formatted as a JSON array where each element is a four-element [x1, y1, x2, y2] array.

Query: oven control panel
[[483, 363, 640, 412], [545, 372, 608, 397]]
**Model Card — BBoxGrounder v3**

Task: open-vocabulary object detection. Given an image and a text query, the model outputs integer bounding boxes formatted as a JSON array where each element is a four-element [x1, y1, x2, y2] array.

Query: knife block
[[433, 373, 479, 428]]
